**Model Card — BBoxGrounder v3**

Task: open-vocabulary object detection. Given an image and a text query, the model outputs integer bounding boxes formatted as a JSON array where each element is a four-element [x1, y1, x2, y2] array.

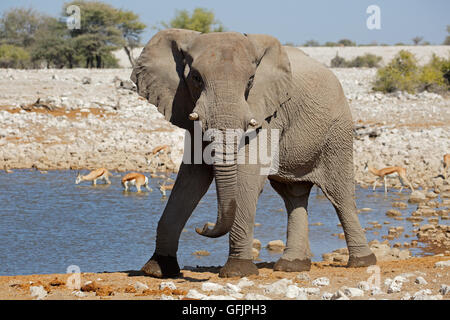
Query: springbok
[[365, 163, 414, 194], [3, 165, 13, 174], [121, 172, 152, 192], [75, 168, 112, 185], [159, 182, 175, 197], [443, 154, 450, 179]]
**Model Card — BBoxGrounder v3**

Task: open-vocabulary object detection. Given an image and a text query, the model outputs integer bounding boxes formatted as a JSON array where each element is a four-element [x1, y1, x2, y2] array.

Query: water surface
[[0, 170, 434, 276]]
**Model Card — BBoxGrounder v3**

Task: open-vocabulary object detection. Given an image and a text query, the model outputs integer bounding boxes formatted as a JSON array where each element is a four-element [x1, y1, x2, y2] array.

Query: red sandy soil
[[1, 255, 449, 300]]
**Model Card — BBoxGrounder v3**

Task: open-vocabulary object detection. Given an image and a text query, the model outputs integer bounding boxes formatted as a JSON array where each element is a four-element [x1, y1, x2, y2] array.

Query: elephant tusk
[[189, 112, 199, 121], [249, 119, 258, 127]]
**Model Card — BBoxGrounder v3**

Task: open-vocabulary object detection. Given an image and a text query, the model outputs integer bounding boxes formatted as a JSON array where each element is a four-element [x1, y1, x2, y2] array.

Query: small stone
[[186, 289, 207, 300], [252, 239, 261, 250], [237, 277, 254, 289], [82, 77, 92, 85], [435, 260, 450, 268], [296, 273, 310, 282], [302, 287, 321, 295], [160, 294, 176, 300], [225, 283, 241, 294], [266, 240, 285, 251], [245, 293, 272, 300], [159, 281, 176, 290], [357, 281, 370, 292], [321, 292, 333, 300], [331, 290, 349, 300], [202, 282, 224, 292], [30, 286, 47, 300], [414, 277, 427, 285], [344, 287, 364, 297], [261, 278, 292, 295], [370, 287, 383, 296], [387, 279, 403, 293], [386, 209, 402, 217], [134, 281, 149, 291], [72, 290, 86, 298], [312, 277, 330, 287], [409, 191, 427, 204], [286, 285, 301, 299], [439, 284, 449, 295], [192, 250, 210, 256]]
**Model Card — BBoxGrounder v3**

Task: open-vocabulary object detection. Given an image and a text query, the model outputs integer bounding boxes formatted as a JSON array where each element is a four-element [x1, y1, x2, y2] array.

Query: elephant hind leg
[[270, 180, 313, 272], [317, 175, 376, 267]]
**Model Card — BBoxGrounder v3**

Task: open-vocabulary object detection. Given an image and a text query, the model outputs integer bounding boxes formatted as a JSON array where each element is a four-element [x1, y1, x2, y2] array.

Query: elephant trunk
[[196, 138, 238, 238]]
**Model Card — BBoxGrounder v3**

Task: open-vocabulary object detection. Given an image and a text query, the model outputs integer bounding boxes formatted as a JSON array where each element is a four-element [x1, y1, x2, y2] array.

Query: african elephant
[[131, 29, 377, 278]]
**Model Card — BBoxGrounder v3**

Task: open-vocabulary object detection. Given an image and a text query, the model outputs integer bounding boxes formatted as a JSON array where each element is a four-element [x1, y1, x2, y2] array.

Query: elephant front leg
[[271, 181, 313, 272], [219, 165, 266, 278], [141, 163, 213, 278]]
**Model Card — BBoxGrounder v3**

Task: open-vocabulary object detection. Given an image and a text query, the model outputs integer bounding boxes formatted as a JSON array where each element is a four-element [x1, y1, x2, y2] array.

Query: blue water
[[0, 169, 434, 276]]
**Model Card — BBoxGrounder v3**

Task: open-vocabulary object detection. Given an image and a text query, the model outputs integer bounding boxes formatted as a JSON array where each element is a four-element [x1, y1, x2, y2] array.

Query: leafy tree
[[303, 40, 320, 47], [63, 1, 124, 68], [31, 17, 79, 68], [337, 39, 356, 47], [0, 44, 30, 68], [444, 25, 450, 45], [0, 8, 48, 47], [161, 8, 225, 33], [116, 10, 146, 66], [412, 36, 423, 45]]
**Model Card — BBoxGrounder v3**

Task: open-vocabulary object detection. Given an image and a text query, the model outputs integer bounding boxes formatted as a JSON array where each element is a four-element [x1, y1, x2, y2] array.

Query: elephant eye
[[191, 72, 203, 87], [247, 75, 255, 91], [245, 75, 255, 100]]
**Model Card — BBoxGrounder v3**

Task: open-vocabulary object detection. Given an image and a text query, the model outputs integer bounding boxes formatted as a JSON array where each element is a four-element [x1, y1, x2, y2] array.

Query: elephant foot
[[346, 253, 377, 268], [141, 253, 181, 278], [273, 258, 311, 272], [219, 258, 259, 278]]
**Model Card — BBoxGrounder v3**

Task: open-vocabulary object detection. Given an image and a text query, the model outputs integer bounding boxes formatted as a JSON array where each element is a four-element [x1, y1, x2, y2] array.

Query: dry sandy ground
[[1, 255, 448, 300]]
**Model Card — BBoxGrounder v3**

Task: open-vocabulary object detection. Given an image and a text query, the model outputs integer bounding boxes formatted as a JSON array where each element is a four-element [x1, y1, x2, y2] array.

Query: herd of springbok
[[2, 150, 449, 196], [74, 145, 175, 196]]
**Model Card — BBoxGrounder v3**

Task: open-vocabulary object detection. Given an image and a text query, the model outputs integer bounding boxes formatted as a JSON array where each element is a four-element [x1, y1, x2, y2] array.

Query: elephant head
[[131, 29, 293, 238]]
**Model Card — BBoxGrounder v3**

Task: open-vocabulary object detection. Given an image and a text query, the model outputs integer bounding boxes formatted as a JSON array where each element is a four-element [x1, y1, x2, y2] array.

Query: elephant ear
[[131, 29, 200, 130], [245, 34, 293, 125]]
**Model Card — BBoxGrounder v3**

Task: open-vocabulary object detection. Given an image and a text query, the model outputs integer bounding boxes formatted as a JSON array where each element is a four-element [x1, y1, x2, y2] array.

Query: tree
[[338, 39, 356, 47], [0, 8, 48, 47], [116, 10, 146, 67], [161, 8, 225, 33], [303, 40, 320, 47], [0, 44, 30, 68], [63, 1, 125, 68], [412, 36, 423, 45], [444, 25, 450, 45], [31, 17, 79, 68]]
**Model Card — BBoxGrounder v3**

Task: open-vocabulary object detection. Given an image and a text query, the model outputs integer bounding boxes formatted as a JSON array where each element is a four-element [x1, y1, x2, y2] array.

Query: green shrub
[[0, 44, 30, 68], [348, 54, 382, 68], [331, 53, 382, 68], [373, 51, 450, 93], [330, 53, 347, 67], [417, 54, 450, 92], [373, 50, 419, 93]]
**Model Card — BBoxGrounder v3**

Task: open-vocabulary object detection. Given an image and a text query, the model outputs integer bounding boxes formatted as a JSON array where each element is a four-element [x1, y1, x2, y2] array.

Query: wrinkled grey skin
[[131, 29, 376, 278]]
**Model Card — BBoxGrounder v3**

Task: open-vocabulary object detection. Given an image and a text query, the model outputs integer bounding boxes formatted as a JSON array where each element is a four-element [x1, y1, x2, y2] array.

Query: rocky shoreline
[[1, 68, 448, 183]]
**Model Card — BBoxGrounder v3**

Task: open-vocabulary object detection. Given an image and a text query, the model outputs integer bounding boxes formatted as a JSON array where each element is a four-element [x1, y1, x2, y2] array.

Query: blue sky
[[0, 0, 449, 45]]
